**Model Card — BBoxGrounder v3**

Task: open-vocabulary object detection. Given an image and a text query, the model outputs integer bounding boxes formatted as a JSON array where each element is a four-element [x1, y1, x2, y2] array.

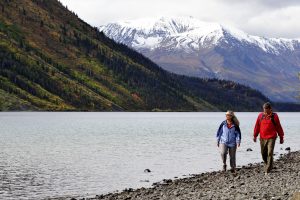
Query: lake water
[[0, 112, 299, 199]]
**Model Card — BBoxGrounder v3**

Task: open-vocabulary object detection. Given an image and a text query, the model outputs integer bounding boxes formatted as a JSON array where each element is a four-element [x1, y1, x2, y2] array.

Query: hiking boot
[[230, 168, 236, 173], [223, 165, 227, 171]]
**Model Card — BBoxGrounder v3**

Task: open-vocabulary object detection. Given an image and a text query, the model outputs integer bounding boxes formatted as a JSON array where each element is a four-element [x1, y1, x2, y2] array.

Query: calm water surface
[[0, 112, 299, 199]]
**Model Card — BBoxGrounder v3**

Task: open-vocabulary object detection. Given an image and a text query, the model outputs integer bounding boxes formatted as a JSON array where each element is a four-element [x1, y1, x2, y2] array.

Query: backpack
[[259, 113, 276, 127]]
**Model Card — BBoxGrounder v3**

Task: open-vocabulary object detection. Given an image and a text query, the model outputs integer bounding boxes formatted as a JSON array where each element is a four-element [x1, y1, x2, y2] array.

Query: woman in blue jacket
[[216, 110, 241, 173]]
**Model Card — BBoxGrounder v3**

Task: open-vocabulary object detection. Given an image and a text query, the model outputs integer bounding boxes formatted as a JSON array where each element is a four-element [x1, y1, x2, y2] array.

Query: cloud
[[59, 0, 300, 38], [245, 6, 300, 38], [217, 0, 300, 9]]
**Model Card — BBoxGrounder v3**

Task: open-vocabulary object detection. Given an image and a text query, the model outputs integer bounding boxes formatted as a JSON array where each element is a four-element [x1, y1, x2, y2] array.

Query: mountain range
[[99, 16, 300, 102], [0, 1, 293, 111]]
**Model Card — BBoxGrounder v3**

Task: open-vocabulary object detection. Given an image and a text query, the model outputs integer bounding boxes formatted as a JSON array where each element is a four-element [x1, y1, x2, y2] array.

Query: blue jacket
[[216, 121, 241, 147]]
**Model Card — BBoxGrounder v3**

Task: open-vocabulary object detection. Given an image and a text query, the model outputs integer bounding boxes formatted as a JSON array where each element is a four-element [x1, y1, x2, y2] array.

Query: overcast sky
[[59, 0, 300, 39]]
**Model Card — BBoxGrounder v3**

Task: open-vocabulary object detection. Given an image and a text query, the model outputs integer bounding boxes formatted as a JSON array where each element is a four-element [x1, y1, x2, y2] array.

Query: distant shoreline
[[50, 151, 300, 200]]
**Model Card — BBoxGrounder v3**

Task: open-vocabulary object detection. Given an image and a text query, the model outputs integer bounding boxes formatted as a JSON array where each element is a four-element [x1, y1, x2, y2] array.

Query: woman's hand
[[217, 142, 219, 147], [237, 143, 240, 147]]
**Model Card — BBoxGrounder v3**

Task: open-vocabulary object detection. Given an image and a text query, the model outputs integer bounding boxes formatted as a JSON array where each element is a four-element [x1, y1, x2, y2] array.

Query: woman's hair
[[226, 110, 240, 126]]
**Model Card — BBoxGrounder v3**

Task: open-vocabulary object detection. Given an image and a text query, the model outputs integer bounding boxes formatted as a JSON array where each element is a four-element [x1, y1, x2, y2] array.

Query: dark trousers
[[260, 138, 276, 173]]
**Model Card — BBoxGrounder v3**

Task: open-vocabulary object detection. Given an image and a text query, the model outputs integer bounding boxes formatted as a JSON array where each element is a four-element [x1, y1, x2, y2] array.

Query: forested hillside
[[0, 0, 270, 111]]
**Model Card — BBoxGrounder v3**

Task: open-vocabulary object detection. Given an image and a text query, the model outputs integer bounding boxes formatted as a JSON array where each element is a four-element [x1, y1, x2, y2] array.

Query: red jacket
[[254, 112, 284, 139]]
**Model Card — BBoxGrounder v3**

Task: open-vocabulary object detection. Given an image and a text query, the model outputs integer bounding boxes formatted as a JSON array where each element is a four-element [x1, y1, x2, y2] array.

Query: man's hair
[[263, 102, 272, 109]]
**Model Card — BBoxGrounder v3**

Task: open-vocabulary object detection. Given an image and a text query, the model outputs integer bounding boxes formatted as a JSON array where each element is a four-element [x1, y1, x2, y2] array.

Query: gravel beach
[[52, 151, 300, 200]]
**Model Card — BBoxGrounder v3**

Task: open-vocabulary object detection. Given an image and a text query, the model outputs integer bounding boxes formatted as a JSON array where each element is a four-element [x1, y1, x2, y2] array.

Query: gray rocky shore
[[53, 151, 300, 200]]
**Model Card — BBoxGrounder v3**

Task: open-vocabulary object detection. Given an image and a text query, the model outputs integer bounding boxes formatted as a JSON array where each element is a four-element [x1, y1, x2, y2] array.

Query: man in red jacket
[[253, 102, 284, 174]]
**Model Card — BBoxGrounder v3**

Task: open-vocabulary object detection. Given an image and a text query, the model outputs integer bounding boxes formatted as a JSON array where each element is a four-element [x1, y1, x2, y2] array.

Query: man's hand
[[217, 142, 219, 147], [280, 138, 284, 144], [237, 143, 240, 147], [253, 137, 257, 143]]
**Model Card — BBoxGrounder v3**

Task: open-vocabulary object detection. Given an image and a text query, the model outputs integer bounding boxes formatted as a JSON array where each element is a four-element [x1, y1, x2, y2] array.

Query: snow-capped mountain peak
[[115, 16, 221, 34], [100, 16, 225, 50], [99, 16, 299, 54]]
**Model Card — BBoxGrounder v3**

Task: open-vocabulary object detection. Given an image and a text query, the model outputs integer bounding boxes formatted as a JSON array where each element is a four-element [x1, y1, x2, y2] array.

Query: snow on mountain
[[99, 16, 299, 54]]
